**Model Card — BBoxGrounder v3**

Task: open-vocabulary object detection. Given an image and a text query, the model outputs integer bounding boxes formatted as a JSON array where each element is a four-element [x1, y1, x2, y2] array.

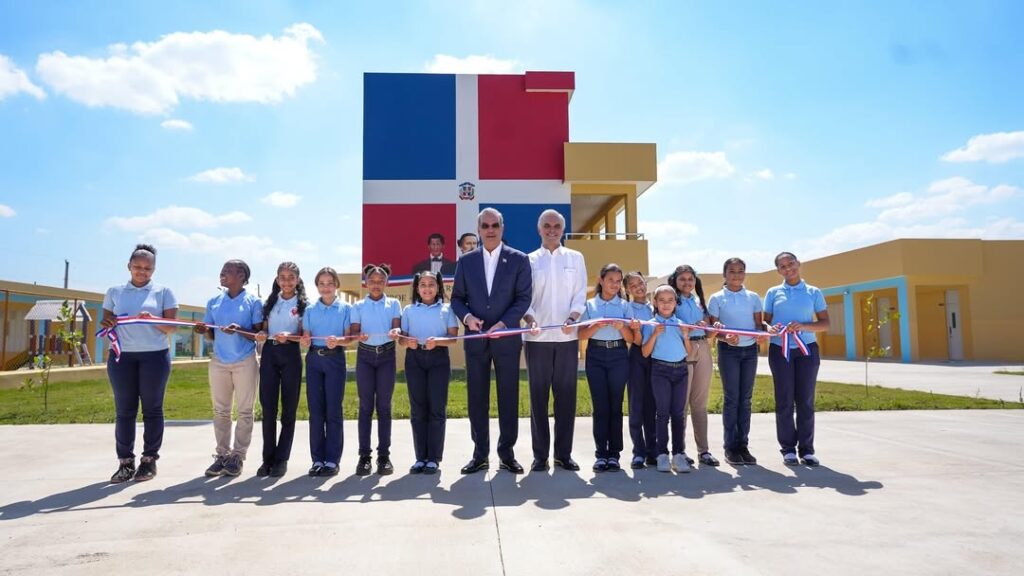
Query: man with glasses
[[451, 208, 533, 474]]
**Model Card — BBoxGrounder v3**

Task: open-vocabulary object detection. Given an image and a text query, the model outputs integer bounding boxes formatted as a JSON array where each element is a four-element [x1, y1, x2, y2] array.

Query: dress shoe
[[531, 459, 549, 472], [410, 461, 426, 474], [424, 461, 439, 475], [356, 456, 372, 476], [269, 461, 288, 477], [460, 459, 489, 474], [319, 463, 340, 476], [630, 456, 646, 470], [308, 463, 324, 477], [593, 458, 608, 472], [499, 459, 524, 474], [256, 462, 273, 477], [554, 457, 580, 471]]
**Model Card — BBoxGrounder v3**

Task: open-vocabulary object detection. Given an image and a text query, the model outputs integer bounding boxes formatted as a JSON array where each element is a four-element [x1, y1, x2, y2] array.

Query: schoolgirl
[[196, 259, 264, 478], [103, 244, 178, 483], [254, 262, 308, 478], [390, 271, 459, 474], [350, 264, 402, 476], [764, 252, 830, 466], [577, 263, 636, 472], [624, 271, 657, 470], [707, 257, 765, 466], [641, 285, 693, 473], [669, 265, 719, 467], [300, 267, 353, 477]]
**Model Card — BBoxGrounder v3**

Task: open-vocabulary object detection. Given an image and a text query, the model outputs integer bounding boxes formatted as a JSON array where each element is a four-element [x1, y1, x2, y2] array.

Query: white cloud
[[941, 131, 1024, 164], [0, 204, 15, 217], [106, 205, 251, 232], [877, 177, 1018, 223], [657, 151, 735, 185], [335, 244, 363, 271], [35, 23, 324, 114], [641, 219, 774, 278], [187, 167, 253, 183], [160, 118, 193, 131], [865, 192, 913, 209], [783, 172, 797, 180], [261, 191, 301, 208], [754, 169, 774, 180], [0, 55, 45, 100], [424, 54, 522, 74]]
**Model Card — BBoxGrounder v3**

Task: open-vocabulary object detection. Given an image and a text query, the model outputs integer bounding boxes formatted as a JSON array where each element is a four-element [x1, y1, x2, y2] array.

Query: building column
[[897, 280, 912, 363], [843, 291, 856, 360]]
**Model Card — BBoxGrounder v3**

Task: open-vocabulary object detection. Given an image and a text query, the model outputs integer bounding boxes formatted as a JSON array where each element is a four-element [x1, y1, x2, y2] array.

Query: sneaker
[[672, 453, 692, 473], [377, 457, 394, 476], [308, 462, 324, 477], [699, 452, 720, 467], [685, 455, 695, 466], [656, 454, 671, 473], [724, 449, 745, 465], [134, 457, 157, 482], [356, 456, 372, 476], [110, 459, 135, 484], [592, 458, 608, 473], [269, 461, 288, 477], [645, 455, 658, 467], [424, 461, 439, 475], [783, 452, 799, 466], [739, 448, 757, 465], [223, 454, 243, 477], [205, 456, 226, 477], [630, 456, 646, 469], [256, 462, 273, 477], [801, 454, 820, 467], [410, 461, 426, 474], [606, 458, 621, 471]]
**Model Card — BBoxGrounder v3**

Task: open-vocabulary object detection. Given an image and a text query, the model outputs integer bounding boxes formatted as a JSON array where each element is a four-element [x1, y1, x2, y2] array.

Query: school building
[[743, 239, 1024, 363]]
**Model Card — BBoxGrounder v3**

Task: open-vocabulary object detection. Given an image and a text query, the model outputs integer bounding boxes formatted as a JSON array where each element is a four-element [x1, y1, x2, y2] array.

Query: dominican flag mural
[[362, 72, 575, 281]]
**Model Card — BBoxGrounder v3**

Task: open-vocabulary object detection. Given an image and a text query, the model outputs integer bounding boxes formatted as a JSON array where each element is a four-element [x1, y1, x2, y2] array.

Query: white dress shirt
[[482, 242, 503, 295], [524, 245, 587, 343]]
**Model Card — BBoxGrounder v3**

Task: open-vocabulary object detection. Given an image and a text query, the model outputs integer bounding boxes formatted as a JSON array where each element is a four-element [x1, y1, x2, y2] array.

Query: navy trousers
[[406, 347, 450, 462], [717, 342, 758, 451], [259, 342, 302, 465], [107, 349, 171, 460], [650, 360, 688, 456], [525, 340, 579, 461], [465, 337, 521, 462], [627, 345, 656, 459], [768, 343, 820, 456], [305, 350, 346, 464], [585, 344, 628, 460], [355, 346, 397, 457]]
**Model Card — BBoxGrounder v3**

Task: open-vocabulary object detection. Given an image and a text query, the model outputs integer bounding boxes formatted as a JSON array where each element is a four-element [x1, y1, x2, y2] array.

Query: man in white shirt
[[523, 209, 587, 472]]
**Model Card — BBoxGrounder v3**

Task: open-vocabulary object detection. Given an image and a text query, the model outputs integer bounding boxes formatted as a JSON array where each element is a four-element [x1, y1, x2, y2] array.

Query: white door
[[945, 290, 964, 361], [878, 297, 893, 357]]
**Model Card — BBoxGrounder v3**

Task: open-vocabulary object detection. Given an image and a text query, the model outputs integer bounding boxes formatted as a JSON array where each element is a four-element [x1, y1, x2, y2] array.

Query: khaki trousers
[[209, 355, 259, 459], [685, 339, 713, 454]]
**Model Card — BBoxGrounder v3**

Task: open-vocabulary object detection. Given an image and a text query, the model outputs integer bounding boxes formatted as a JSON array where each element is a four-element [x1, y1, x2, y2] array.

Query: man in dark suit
[[451, 208, 532, 474], [411, 233, 457, 276]]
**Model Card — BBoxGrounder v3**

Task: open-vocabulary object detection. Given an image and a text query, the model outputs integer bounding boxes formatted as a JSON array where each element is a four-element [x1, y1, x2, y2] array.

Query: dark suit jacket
[[450, 244, 533, 336], [411, 257, 456, 276]]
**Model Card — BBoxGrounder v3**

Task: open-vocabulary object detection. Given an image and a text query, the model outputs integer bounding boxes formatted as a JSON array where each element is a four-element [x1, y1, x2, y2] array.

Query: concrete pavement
[[1, 411, 1022, 575]]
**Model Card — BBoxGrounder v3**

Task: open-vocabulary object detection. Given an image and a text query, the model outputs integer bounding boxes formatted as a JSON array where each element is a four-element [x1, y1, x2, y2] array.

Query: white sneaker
[[656, 454, 671, 472], [672, 453, 692, 473], [801, 454, 820, 467]]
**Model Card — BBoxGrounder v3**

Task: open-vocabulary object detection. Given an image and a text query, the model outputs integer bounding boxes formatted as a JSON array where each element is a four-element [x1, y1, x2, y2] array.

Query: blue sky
[[1, 0, 1022, 305]]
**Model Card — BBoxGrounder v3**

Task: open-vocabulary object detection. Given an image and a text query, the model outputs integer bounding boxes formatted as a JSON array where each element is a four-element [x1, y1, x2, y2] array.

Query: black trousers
[[525, 340, 578, 461], [259, 342, 302, 465], [465, 336, 522, 462], [406, 347, 451, 462], [108, 349, 171, 460]]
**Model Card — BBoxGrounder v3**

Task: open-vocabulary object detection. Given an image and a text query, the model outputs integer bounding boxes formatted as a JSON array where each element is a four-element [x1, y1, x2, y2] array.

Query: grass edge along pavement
[[1, 364, 1020, 425]]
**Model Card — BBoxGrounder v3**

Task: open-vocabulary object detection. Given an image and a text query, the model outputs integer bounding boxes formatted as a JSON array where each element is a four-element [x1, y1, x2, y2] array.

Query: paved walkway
[[2, 412, 1022, 575], [758, 358, 1024, 402]]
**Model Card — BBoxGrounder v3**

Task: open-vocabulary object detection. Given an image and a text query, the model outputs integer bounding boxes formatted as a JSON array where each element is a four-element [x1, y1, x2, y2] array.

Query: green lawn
[[995, 370, 1024, 376], [1, 364, 1019, 424]]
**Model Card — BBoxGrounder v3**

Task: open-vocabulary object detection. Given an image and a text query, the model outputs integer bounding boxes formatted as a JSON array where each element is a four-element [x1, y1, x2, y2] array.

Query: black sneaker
[[134, 457, 157, 482], [110, 459, 135, 484], [223, 454, 243, 477], [320, 463, 340, 476], [356, 456, 373, 476], [645, 455, 658, 467], [377, 457, 394, 476], [724, 449, 745, 465], [269, 461, 288, 477], [205, 456, 226, 477], [630, 456, 646, 469], [740, 448, 758, 465], [256, 462, 273, 477]]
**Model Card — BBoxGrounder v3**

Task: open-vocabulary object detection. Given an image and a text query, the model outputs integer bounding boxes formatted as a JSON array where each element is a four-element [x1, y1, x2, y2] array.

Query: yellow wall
[[564, 142, 657, 186]]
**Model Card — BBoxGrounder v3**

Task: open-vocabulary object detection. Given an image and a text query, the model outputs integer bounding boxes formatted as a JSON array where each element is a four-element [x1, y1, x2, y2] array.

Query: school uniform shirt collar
[[124, 280, 154, 291], [597, 294, 622, 304], [414, 300, 442, 309], [783, 280, 808, 291], [315, 298, 341, 310]]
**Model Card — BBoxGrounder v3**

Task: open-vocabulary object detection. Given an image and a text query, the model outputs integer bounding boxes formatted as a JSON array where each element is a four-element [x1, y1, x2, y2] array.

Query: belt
[[689, 335, 707, 341], [309, 346, 345, 356], [718, 341, 757, 349], [589, 339, 625, 349], [359, 341, 396, 354], [268, 339, 298, 346], [653, 359, 686, 368]]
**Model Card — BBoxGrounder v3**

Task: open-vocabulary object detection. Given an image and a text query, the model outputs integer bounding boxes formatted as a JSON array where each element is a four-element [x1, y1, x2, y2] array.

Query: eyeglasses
[[479, 222, 502, 230]]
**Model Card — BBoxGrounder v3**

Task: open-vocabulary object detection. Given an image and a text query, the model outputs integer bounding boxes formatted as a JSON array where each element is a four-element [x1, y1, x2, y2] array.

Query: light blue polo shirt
[[103, 281, 178, 352], [401, 301, 458, 345], [642, 315, 688, 362], [204, 289, 263, 363], [581, 295, 630, 341], [302, 298, 352, 339], [763, 280, 827, 348], [628, 301, 654, 322], [674, 293, 706, 337], [351, 295, 402, 346], [707, 287, 763, 347], [265, 295, 301, 336]]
